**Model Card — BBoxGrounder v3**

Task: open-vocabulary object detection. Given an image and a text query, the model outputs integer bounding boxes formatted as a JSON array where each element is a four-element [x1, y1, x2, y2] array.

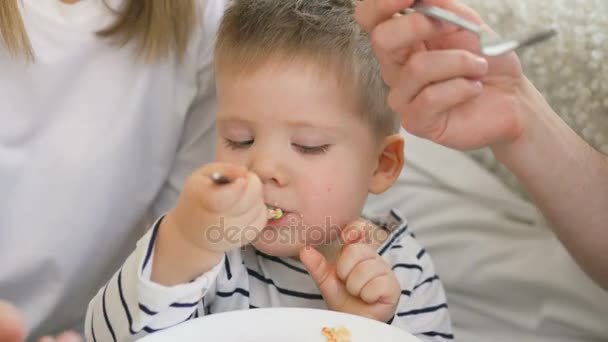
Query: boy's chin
[[251, 241, 303, 258]]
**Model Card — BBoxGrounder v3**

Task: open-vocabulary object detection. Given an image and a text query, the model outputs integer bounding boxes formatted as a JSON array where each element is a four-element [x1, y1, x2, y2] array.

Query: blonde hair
[[215, 0, 400, 138], [0, 0, 197, 62]]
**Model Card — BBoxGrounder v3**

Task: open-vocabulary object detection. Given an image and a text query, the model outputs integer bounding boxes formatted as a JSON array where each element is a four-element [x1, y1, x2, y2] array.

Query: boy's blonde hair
[[0, 0, 196, 62], [215, 0, 400, 138]]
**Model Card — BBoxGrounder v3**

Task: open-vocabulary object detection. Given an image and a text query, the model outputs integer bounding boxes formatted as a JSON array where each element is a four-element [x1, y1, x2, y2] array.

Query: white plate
[[138, 307, 422, 342]]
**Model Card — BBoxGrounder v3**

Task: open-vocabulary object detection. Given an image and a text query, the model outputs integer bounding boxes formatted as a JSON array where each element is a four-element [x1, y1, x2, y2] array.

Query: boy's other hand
[[300, 227, 400, 323]]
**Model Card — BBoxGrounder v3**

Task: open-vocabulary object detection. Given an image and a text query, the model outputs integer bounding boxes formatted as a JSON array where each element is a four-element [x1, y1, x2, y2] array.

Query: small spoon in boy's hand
[[209, 171, 231, 185]]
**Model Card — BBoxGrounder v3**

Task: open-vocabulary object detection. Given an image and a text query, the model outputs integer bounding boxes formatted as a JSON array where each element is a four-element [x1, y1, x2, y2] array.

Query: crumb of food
[[267, 207, 283, 220], [321, 326, 351, 342]]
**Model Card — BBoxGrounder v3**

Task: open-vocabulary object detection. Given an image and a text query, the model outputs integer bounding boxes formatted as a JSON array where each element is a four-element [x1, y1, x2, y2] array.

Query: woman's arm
[[150, 0, 226, 219], [0, 301, 26, 342]]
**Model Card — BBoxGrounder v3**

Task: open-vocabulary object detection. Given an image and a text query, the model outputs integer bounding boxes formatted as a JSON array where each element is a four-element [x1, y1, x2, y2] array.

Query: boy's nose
[[249, 151, 287, 187]]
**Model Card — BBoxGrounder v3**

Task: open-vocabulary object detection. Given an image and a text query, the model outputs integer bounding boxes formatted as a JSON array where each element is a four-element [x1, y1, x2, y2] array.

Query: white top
[[0, 0, 227, 337], [85, 212, 453, 342]]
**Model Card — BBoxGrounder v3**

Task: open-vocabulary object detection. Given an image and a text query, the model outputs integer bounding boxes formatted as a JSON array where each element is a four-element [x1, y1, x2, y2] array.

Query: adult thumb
[[299, 247, 347, 308]]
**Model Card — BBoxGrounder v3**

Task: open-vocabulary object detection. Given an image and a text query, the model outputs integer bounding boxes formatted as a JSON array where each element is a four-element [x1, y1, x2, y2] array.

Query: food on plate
[[321, 326, 351, 342]]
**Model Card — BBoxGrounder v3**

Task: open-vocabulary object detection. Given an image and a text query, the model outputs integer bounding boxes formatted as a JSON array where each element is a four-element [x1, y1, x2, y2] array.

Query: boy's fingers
[[344, 258, 388, 298], [342, 228, 363, 245], [238, 201, 269, 246], [354, 0, 415, 33], [300, 246, 332, 288], [336, 244, 378, 282], [342, 219, 390, 250], [360, 275, 399, 305], [194, 175, 248, 213], [300, 247, 345, 308], [200, 162, 248, 182], [187, 163, 250, 212], [341, 219, 375, 244], [229, 172, 265, 217]]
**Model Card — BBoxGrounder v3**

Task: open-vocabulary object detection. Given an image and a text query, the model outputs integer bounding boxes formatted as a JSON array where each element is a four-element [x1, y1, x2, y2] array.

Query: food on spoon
[[267, 206, 283, 220], [321, 326, 351, 342]]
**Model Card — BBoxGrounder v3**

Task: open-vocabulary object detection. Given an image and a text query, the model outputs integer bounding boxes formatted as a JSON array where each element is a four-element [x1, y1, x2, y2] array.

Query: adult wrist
[[490, 76, 560, 169]]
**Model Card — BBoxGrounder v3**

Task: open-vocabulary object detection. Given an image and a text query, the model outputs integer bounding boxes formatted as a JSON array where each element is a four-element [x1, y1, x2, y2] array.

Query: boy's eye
[[224, 138, 253, 149], [292, 144, 331, 155]]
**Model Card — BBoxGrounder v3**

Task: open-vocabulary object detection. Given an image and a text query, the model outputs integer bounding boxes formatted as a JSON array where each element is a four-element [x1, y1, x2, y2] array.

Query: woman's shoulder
[[184, 0, 229, 68], [196, 0, 230, 37]]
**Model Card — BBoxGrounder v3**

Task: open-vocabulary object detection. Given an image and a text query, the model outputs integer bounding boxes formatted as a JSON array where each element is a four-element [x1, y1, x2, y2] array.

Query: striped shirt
[[85, 211, 453, 341]]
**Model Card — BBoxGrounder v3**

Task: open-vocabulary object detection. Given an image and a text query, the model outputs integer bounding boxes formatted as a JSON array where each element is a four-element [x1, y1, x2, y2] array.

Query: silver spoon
[[400, 1, 557, 56]]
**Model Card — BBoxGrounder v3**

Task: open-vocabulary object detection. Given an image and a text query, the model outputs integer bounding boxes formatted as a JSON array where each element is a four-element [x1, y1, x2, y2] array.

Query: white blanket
[[364, 131, 608, 342]]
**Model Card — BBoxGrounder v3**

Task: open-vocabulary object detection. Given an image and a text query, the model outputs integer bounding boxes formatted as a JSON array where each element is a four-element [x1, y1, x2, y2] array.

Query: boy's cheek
[[214, 145, 229, 161], [300, 191, 357, 227], [215, 148, 245, 165]]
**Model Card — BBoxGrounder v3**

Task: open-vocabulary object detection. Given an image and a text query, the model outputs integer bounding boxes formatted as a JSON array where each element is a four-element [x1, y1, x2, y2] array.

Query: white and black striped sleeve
[[84, 217, 225, 342], [383, 234, 453, 341]]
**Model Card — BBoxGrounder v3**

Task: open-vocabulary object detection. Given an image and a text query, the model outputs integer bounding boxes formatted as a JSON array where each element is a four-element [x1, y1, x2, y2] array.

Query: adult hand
[[0, 301, 81, 342], [0, 300, 25, 342], [355, 0, 528, 152], [355, 0, 608, 289]]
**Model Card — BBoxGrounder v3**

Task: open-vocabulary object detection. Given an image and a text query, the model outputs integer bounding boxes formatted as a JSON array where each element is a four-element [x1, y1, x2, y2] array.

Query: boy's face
[[215, 61, 384, 257]]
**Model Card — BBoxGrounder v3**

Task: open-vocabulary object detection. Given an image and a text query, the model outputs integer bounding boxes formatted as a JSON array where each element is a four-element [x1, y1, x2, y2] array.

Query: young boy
[[86, 0, 452, 341]]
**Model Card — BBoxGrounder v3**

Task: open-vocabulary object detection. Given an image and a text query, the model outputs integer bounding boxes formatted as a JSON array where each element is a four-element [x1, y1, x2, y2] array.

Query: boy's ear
[[368, 134, 405, 194]]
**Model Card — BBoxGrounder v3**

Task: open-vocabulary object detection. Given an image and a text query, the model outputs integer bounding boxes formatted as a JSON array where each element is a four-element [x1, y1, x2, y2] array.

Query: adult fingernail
[[475, 57, 488, 71], [472, 81, 483, 92]]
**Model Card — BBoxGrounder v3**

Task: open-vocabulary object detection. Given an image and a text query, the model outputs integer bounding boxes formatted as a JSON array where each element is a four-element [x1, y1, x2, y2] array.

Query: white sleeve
[[150, 0, 229, 219], [383, 228, 454, 341], [84, 217, 225, 342]]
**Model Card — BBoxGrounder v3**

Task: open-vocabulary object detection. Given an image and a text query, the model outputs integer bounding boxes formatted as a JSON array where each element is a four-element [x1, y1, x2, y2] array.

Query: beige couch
[[465, 0, 608, 199]]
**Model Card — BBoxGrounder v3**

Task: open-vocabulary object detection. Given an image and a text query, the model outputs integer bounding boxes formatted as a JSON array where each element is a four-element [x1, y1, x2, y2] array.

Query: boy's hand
[[153, 162, 268, 285], [166, 162, 268, 254], [300, 225, 400, 323]]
